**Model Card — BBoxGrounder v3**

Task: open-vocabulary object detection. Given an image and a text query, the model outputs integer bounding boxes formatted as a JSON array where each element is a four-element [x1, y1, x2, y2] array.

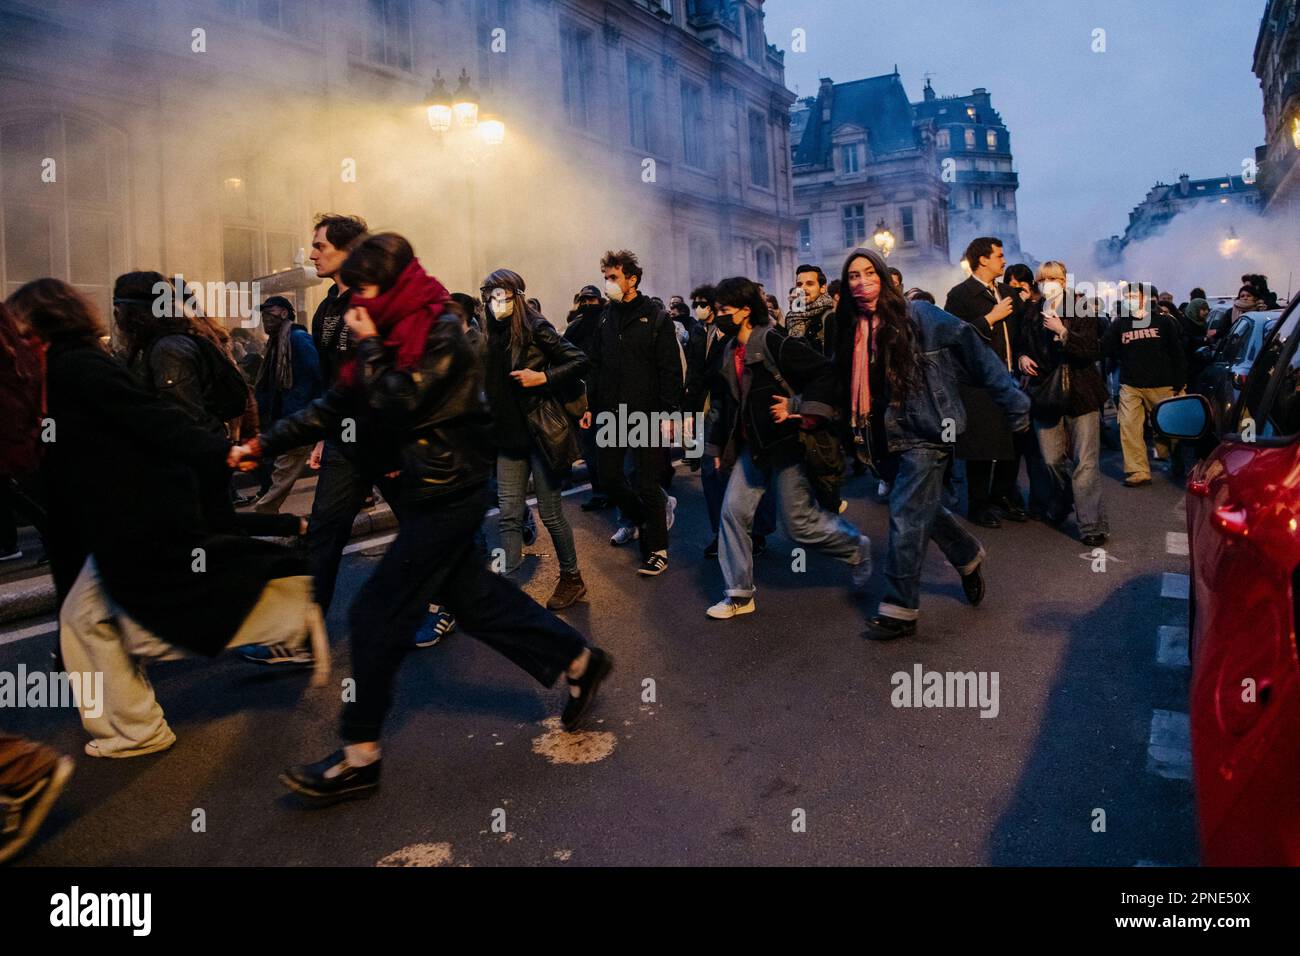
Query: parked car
[[1155, 295, 1300, 866], [1193, 310, 1281, 432]]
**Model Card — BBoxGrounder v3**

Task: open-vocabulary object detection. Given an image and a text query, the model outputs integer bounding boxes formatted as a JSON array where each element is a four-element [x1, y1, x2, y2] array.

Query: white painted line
[[341, 483, 595, 558], [0, 618, 57, 648], [1161, 572, 1190, 600], [1165, 531, 1189, 556], [1147, 709, 1192, 780], [1156, 625, 1189, 667]]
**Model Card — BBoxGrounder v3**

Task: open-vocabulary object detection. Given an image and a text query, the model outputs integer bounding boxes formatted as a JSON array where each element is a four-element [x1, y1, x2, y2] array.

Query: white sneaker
[[706, 595, 756, 619], [665, 495, 678, 531], [610, 525, 640, 546], [0, 549, 21, 562]]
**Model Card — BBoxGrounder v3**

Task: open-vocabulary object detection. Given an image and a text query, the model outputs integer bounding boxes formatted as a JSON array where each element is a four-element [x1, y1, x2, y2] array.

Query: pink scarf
[[850, 310, 879, 427]]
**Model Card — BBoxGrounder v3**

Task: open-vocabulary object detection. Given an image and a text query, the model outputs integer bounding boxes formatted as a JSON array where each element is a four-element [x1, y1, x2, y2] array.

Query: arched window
[[1, 112, 127, 320], [755, 245, 775, 286]]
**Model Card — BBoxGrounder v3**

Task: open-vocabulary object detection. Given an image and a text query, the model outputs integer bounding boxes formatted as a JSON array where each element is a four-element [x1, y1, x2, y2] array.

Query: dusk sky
[[765, 0, 1267, 262]]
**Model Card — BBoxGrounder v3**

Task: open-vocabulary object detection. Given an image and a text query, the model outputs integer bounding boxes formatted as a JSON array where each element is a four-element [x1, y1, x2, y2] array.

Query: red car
[[1155, 295, 1300, 866]]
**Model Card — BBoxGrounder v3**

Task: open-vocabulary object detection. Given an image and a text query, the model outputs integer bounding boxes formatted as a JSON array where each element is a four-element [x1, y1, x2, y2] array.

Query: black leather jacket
[[133, 334, 227, 436], [258, 317, 493, 502]]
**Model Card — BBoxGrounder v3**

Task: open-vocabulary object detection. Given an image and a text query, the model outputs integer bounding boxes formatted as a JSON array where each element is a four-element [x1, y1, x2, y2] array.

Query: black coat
[[704, 326, 837, 469], [944, 276, 1020, 460], [586, 294, 684, 415], [1016, 298, 1109, 420], [484, 315, 589, 468], [260, 317, 494, 504], [42, 341, 306, 656], [684, 323, 727, 413]]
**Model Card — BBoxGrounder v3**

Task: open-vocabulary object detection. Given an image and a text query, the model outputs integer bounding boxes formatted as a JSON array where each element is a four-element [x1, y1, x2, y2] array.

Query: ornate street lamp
[[1219, 226, 1241, 259], [479, 115, 505, 147], [872, 219, 896, 258], [452, 68, 479, 130], [425, 71, 452, 133]]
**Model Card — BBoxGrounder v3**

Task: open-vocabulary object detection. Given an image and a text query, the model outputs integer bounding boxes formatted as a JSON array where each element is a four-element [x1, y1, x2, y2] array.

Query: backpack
[[0, 310, 47, 479], [147, 333, 250, 422], [756, 327, 845, 513]]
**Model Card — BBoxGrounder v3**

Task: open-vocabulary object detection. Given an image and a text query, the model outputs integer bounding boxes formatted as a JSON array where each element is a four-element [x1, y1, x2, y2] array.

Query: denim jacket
[[874, 301, 1030, 453]]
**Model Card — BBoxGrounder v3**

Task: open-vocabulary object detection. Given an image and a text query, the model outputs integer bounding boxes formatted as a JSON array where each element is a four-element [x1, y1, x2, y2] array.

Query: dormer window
[[840, 143, 861, 173], [966, 106, 977, 121]]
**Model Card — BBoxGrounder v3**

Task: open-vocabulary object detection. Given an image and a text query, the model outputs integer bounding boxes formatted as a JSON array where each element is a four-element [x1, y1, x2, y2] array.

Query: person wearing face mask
[[482, 270, 591, 609], [251, 297, 323, 514], [580, 249, 683, 576], [702, 277, 871, 619], [230, 233, 612, 802], [563, 285, 610, 512], [1016, 263, 1110, 545], [1101, 281, 1187, 487], [1209, 285, 1262, 343], [688, 284, 777, 557], [836, 249, 1030, 641], [1002, 263, 1056, 523]]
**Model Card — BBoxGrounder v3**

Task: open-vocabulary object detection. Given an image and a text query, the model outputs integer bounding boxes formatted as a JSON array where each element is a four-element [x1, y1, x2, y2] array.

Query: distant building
[[0, 0, 796, 326], [1097, 173, 1262, 263], [790, 70, 950, 287], [1253, 0, 1300, 216], [911, 79, 1023, 265]]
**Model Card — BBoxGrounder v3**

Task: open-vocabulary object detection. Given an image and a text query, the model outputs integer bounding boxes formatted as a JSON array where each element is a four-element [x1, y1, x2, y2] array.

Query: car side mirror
[[1153, 393, 1212, 441]]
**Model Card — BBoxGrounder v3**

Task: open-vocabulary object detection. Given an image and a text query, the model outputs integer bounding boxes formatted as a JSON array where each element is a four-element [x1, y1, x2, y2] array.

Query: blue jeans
[[880, 446, 984, 621], [702, 453, 776, 537], [719, 446, 863, 599], [497, 449, 578, 574], [1035, 410, 1107, 536]]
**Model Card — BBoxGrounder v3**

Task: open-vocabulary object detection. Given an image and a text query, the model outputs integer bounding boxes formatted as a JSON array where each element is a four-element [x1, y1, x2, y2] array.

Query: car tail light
[[1213, 505, 1250, 537], [1189, 478, 1210, 497]]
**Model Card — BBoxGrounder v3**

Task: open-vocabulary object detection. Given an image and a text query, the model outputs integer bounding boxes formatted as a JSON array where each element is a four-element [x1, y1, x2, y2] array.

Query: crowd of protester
[[0, 210, 1283, 859]]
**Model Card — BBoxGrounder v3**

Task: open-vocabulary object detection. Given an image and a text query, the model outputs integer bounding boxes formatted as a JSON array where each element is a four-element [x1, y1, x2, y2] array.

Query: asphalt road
[[4, 437, 1197, 866]]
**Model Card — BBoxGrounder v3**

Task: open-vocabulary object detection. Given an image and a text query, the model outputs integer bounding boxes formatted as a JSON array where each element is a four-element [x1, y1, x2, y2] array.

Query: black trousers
[[596, 443, 669, 554], [306, 440, 402, 614], [965, 457, 1021, 515], [342, 484, 587, 743]]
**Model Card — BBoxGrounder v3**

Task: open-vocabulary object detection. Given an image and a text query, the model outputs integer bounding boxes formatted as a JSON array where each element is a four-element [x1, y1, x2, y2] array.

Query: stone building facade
[[1254, 0, 1300, 216], [0, 0, 796, 327], [790, 70, 950, 291], [911, 80, 1023, 265]]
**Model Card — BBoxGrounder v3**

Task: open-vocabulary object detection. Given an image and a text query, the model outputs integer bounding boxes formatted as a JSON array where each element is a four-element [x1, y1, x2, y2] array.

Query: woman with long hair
[[481, 268, 590, 609], [9, 278, 324, 758], [831, 248, 1030, 641], [232, 233, 612, 802]]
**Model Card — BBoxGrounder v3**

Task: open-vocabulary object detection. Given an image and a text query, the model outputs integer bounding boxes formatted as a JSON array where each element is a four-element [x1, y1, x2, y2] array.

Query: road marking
[[342, 483, 595, 558], [1160, 572, 1189, 600], [1165, 531, 1189, 556], [1147, 709, 1192, 780], [0, 618, 57, 648], [1156, 625, 1189, 667]]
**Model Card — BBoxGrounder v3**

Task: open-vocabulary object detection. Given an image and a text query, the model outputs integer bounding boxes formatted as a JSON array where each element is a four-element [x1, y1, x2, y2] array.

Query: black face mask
[[714, 311, 741, 336]]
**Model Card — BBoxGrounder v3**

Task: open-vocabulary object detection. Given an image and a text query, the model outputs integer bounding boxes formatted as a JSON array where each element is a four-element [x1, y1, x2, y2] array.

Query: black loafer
[[969, 510, 1001, 529], [961, 563, 985, 607], [1081, 533, 1108, 547], [862, 615, 917, 641], [281, 749, 381, 805], [561, 647, 614, 732]]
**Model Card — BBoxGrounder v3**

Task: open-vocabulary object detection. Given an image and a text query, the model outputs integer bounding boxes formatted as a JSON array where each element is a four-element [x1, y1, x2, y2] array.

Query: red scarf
[[336, 258, 449, 388]]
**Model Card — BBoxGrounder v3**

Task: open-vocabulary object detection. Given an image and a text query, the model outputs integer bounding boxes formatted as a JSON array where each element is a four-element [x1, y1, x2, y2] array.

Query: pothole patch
[[376, 842, 454, 867], [531, 716, 617, 765]]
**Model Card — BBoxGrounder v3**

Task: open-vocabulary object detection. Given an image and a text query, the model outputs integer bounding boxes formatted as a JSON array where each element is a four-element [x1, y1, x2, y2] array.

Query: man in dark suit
[[943, 237, 1025, 528]]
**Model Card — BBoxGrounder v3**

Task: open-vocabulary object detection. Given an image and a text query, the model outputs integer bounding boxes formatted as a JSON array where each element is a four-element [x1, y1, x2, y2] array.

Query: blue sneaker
[[235, 642, 314, 667], [413, 606, 456, 648]]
